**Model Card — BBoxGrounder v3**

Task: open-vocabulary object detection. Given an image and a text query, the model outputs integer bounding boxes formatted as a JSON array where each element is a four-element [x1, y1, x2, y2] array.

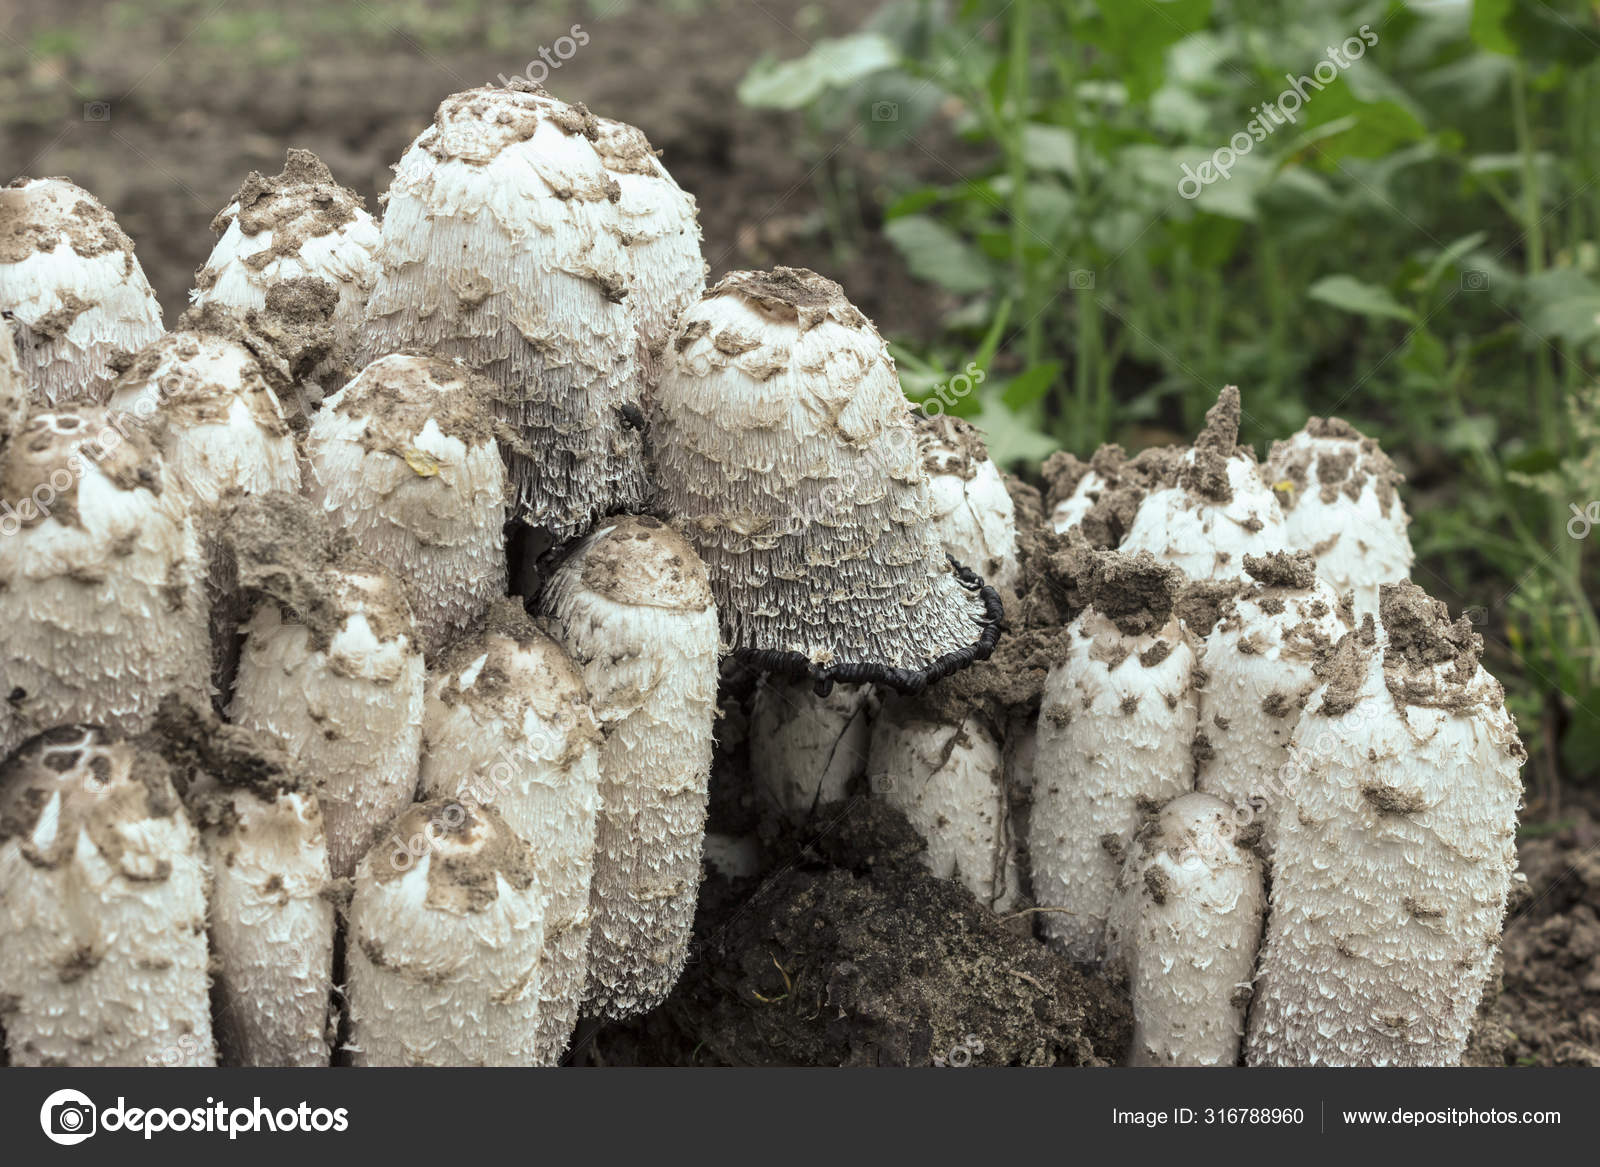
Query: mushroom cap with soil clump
[[224, 493, 425, 880], [0, 177, 164, 406], [1027, 550, 1198, 962], [347, 799, 547, 1067], [153, 700, 334, 1068], [0, 727, 215, 1066], [539, 515, 719, 1020], [358, 84, 646, 549], [306, 352, 508, 659], [1246, 584, 1524, 1066], [1193, 551, 1352, 856], [192, 149, 381, 399], [651, 266, 1001, 693], [0, 408, 210, 756], [1106, 792, 1265, 1066], [1121, 386, 1286, 578], [1264, 416, 1413, 614], [418, 599, 604, 1064]]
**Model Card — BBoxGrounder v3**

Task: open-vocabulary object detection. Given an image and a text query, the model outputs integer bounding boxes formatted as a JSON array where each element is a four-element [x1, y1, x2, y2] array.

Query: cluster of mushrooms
[[0, 78, 1522, 1069]]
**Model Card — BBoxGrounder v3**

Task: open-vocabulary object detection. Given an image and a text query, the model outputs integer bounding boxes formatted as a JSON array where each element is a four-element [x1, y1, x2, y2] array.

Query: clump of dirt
[[1467, 795, 1600, 1066], [1310, 615, 1376, 717], [1042, 443, 1183, 549], [1087, 550, 1183, 638], [1179, 386, 1241, 503], [149, 695, 301, 801], [1380, 580, 1480, 675], [917, 414, 988, 482], [590, 800, 1131, 1066], [1244, 550, 1317, 591]]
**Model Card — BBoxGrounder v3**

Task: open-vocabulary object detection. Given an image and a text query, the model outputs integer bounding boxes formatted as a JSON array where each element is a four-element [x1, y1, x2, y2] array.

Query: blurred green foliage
[[741, 0, 1600, 786]]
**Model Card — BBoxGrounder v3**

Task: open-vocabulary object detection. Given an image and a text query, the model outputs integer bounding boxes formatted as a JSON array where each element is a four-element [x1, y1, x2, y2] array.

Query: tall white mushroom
[[1122, 387, 1286, 579], [0, 727, 214, 1066], [1106, 792, 1265, 1066], [418, 599, 604, 1064], [1246, 585, 1524, 1066], [652, 267, 1001, 693], [225, 493, 424, 879], [0, 177, 163, 406], [593, 115, 706, 382], [539, 515, 719, 1019], [192, 149, 381, 403], [154, 701, 333, 1068], [0, 408, 209, 757], [306, 352, 508, 658], [1264, 417, 1413, 614], [348, 799, 546, 1066], [1194, 551, 1351, 856], [749, 676, 874, 821], [359, 84, 646, 550], [918, 413, 1020, 591], [1028, 551, 1197, 961], [868, 693, 1022, 911]]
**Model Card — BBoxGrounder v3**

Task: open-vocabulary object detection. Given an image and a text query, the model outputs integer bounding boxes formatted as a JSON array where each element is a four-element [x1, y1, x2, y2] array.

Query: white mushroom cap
[[1050, 467, 1107, 534], [1247, 586, 1524, 1066], [0, 727, 215, 1066], [1121, 387, 1286, 578], [192, 149, 380, 393], [539, 515, 719, 1020], [592, 116, 706, 359], [307, 352, 507, 657], [0, 408, 209, 754], [348, 799, 547, 1066], [419, 599, 603, 1064], [1106, 792, 1265, 1066], [359, 84, 645, 545], [1264, 417, 1413, 614], [918, 414, 1020, 592], [1194, 551, 1353, 856], [652, 267, 1001, 691], [106, 304, 301, 514], [0, 177, 164, 406], [749, 676, 874, 822]]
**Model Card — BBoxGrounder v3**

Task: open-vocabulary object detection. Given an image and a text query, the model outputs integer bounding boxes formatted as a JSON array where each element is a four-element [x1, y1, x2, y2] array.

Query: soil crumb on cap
[[1244, 550, 1317, 591], [149, 695, 300, 799], [918, 414, 989, 481], [1312, 615, 1377, 716], [1380, 580, 1482, 675], [372, 800, 537, 911], [713, 266, 868, 331], [1087, 550, 1182, 637], [1175, 577, 1245, 638]]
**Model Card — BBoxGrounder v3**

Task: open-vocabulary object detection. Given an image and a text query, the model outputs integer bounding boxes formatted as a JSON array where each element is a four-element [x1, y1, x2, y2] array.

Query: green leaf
[[1307, 275, 1417, 323], [884, 216, 994, 296], [1470, 0, 1517, 54], [737, 34, 900, 110], [1083, 0, 1212, 103], [1021, 124, 1079, 176], [967, 393, 1060, 467], [1421, 231, 1490, 293], [1000, 362, 1063, 410]]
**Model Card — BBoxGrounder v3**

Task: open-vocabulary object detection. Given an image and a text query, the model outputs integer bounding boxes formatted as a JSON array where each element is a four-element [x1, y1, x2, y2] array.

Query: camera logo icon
[[40, 1089, 97, 1146], [1460, 269, 1490, 292], [870, 101, 900, 122], [82, 102, 111, 122]]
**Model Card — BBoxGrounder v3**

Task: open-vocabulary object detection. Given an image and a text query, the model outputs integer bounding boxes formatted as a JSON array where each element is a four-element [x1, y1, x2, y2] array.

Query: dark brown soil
[[588, 799, 1131, 1067]]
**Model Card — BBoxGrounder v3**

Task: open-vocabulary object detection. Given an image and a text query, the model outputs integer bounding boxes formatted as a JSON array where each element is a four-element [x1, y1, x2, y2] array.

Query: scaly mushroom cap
[[0, 319, 25, 451], [0, 409, 209, 754], [358, 84, 645, 546], [0, 177, 164, 406], [539, 515, 719, 1020], [593, 116, 706, 361], [348, 799, 547, 1067], [652, 267, 1001, 692], [1264, 416, 1413, 614], [1122, 386, 1287, 578], [192, 149, 380, 394], [152, 701, 334, 1067], [308, 352, 508, 658], [1193, 551, 1352, 856], [1028, 551, 1198, 961], [420, 598, 603, 1064], [225, 493, 424, 879], [1106, 791, 1265, 1066], [106, 303, 301, 513], [918, 414, 1020, 592], [1246, 585, 1524, 1066], [0, 727, 215, 1065]]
